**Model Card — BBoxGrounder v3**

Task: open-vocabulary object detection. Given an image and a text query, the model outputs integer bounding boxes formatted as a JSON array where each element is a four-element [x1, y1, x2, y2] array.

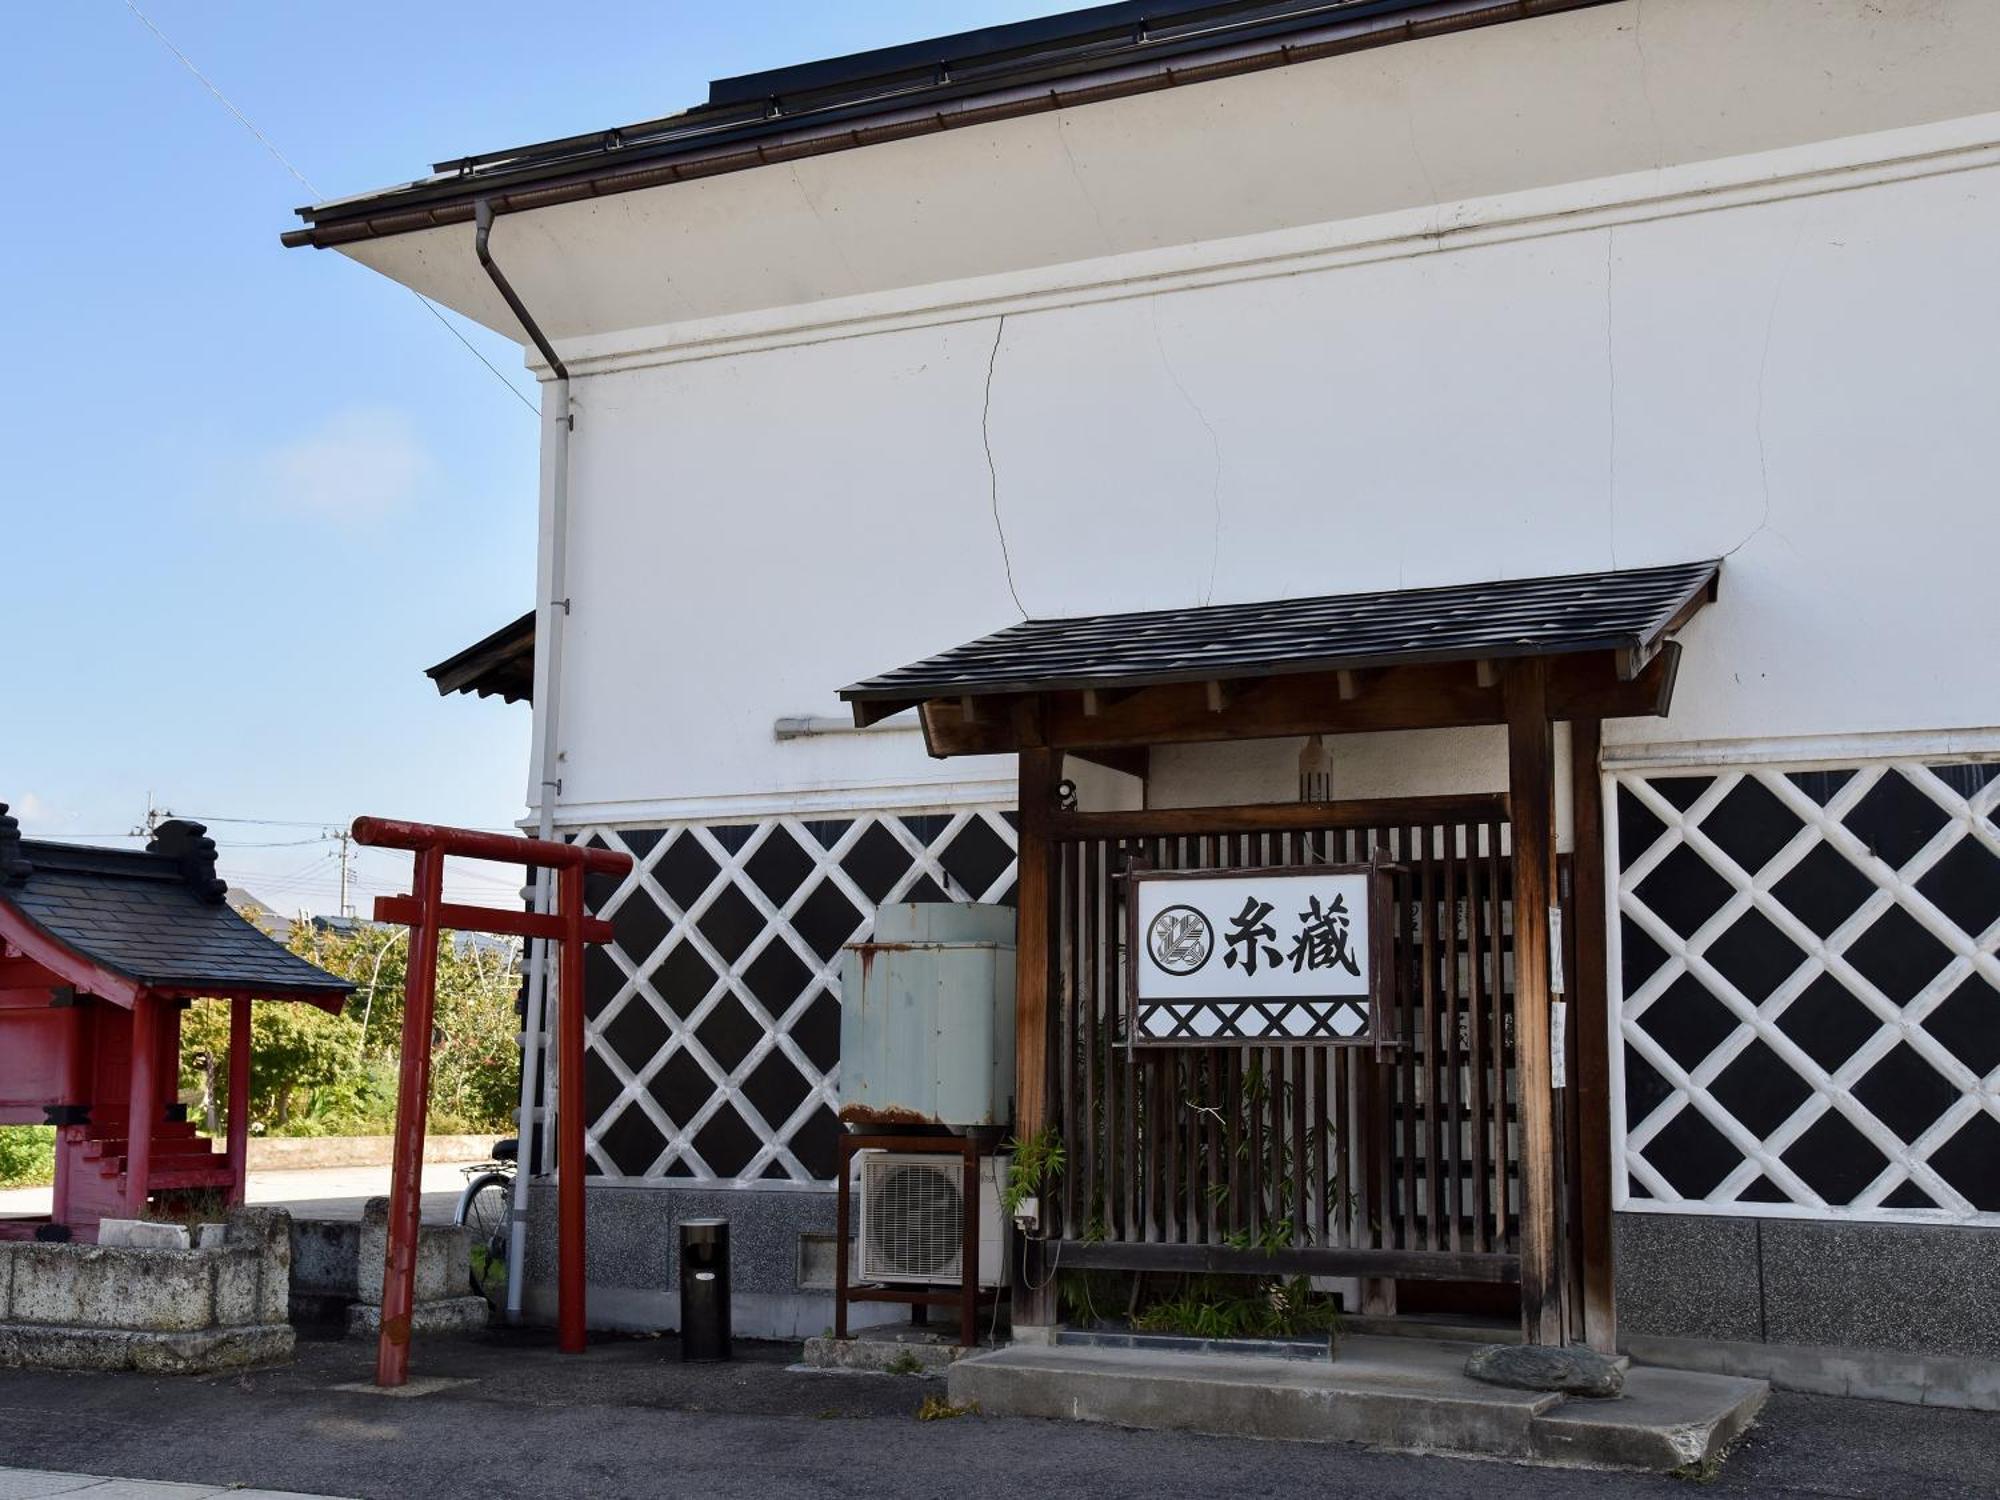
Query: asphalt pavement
[[0, 1330, 1993, 1500]]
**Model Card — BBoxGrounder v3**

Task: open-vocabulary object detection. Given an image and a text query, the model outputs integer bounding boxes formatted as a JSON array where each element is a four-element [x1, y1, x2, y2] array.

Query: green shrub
[[1131, 1275, 1341, 1341], [0, 1126, 55, 1188]]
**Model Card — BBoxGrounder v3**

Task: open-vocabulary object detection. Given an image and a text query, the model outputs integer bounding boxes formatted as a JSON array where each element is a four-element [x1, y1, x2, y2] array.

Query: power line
[[121, 1, 540, 418], [182, 813, 331, 828]]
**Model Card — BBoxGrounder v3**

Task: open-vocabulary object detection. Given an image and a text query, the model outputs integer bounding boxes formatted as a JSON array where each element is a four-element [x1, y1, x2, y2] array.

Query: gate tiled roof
[[842, 560, 1720, 712]]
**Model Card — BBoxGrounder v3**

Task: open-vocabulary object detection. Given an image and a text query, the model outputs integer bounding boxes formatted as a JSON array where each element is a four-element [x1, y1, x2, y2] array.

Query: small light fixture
[[1298, 734, 1333, 803]]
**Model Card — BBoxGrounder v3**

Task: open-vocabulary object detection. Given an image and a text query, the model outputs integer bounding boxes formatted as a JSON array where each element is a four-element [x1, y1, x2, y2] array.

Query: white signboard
[[1129, 866, 1384, 1046]]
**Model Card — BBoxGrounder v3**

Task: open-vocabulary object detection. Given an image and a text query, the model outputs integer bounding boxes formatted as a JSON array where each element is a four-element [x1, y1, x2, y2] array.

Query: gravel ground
[[0, 1329, 1993, 1500]]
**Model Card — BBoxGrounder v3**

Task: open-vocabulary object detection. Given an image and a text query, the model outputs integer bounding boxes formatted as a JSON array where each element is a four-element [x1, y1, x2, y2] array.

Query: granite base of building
[[0, 1208, 294, 1374], [1616, 1212, 2000, 1410], [1625, 1333, 2000, 1411], [519, 1180, 901, 1341]]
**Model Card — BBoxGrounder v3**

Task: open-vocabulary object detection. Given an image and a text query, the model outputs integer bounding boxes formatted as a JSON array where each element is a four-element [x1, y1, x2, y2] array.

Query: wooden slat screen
[[1046, 798, 1524, 1280]]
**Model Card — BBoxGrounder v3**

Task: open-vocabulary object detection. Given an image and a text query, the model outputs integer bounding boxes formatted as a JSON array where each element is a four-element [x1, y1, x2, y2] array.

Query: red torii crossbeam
[[352, 817, 631, 1387]]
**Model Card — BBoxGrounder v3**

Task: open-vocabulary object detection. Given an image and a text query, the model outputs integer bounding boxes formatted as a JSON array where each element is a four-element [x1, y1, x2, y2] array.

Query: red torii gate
[[352, 817, 630, 1388]]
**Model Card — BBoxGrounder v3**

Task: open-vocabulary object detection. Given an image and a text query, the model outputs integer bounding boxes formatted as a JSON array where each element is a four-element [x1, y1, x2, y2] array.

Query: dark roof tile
[[0, 811, 350, 1000], [842, 560, 1719, 707]]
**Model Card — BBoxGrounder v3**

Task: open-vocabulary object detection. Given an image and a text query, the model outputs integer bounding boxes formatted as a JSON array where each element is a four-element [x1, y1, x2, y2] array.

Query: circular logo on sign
[[1147, 904, 1214, 976]]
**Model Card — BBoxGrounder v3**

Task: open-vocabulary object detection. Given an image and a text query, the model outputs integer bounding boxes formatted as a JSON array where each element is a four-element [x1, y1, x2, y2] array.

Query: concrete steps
[[948, 1335, 1766, 1472]]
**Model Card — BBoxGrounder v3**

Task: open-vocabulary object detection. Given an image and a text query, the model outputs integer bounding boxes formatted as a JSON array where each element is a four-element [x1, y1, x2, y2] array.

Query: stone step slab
[[948, 1334, 1767, 1471]]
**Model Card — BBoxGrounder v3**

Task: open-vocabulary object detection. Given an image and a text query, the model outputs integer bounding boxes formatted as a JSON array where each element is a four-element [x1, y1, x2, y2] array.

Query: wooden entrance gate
[[1041, 794, 1535, 1291], [1035, 785, 1611, 1347], [840, 561, 1718, 1348]]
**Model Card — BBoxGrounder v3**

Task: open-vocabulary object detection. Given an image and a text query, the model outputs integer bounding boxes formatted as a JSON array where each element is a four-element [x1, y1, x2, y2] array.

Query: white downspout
[[474, 197, 575, 1325], [506, 372, 569, 1323]]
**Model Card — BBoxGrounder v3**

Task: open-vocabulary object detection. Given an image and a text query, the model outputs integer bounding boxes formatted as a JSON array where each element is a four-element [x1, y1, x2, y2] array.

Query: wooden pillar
[[225, 998, 252, 1207], [1012, 745, 1060, 1329], [50, 999, 89, 1230], [1569, 718, 1618, 1354], [1505, 661, 1564, 1347], [124, 993, 160, 1219], [376, 845, 445, 1387]]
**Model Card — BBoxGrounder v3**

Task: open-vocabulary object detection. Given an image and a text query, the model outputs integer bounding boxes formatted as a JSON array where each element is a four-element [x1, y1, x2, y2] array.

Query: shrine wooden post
[[225, 997, 253, 1206], [123, 993, 160, 1218]]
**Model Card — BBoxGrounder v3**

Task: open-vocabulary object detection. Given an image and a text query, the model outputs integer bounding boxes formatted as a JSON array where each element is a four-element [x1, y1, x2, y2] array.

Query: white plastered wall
[[331, 1, 2000, 828]]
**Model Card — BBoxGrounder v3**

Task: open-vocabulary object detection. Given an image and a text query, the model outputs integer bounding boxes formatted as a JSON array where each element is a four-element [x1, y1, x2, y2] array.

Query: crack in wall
[[1402, 73, 1446, 243], [1055, 108, 1221, 607], [1148, 302, 1225, 608], [981, 314, 1027, 618], [1631, 0, 1667, 172], [1730, 211, 1809, 560], [788, 164, 861, 288], [1054, 114, 1115, 255]]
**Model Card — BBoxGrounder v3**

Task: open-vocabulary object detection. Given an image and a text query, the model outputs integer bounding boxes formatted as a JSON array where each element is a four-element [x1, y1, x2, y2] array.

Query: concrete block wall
[[1617, 1212, 2000, 1409], [521, 1181, 899, 1340], [0, 1207, 293, 1374]]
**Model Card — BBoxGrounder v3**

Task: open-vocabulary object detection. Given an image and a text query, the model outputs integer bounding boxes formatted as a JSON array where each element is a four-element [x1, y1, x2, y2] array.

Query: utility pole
[[328, 826, 355, 919], [131, 793, 171, 839]]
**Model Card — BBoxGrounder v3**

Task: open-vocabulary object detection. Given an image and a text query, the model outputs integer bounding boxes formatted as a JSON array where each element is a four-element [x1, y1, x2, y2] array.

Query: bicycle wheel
[[456, 1171, 513, 1299]]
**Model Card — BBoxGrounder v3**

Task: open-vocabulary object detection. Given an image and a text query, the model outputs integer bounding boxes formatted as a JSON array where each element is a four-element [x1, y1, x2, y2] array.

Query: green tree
[[181, 919, 521, 1138]]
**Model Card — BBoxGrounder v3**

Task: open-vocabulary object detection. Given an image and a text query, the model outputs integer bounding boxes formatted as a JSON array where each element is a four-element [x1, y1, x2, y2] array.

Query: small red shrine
[[0, 805, 350, 1242]]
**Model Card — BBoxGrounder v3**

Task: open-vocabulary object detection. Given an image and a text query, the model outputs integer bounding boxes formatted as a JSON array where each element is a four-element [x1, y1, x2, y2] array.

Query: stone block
[[951, 1339, 1766, 1472], [97, 1219, 191, 1251], [1761, 1220, 2000, 1360], [289, 1219, 362, 1298], [802, 1333, 964, 1374], [1614, 1213, 1763, 1342], [0, 1321, 293, 1375], [357, 1200, 470, 1306], [7, 1244, 215, 1333], [229, 1207, 294, 1324], [1466, 1343, 1624, 1397], [212, 1247, 263, 1327], [346, 1296, 490, 1337]]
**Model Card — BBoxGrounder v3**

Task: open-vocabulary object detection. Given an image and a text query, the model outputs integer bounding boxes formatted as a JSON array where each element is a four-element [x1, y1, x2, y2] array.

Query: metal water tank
[[838, 903, 1016, 1130]]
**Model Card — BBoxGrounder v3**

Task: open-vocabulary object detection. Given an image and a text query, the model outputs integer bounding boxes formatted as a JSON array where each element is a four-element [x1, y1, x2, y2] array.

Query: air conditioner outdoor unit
[[856, 1150, 1011, 1289]]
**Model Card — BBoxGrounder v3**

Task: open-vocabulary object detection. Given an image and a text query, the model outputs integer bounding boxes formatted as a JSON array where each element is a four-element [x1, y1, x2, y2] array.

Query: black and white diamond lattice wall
[[1615, 759, 2000, 1223], [565, 810, 1017, 1182]]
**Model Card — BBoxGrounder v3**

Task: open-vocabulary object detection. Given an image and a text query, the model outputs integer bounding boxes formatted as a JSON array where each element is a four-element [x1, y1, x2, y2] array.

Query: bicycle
[[454, 1137, 517, 1302]]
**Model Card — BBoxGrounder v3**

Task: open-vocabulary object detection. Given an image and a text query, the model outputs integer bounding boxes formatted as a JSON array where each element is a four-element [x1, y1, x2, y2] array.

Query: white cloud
[[256, 407, 436, 525]]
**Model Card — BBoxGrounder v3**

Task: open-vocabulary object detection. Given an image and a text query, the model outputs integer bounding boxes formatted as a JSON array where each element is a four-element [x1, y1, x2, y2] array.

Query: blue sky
[[6, 0, 1057, 913]]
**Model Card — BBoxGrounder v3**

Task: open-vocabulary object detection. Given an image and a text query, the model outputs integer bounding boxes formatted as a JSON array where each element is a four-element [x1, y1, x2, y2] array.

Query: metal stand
[[834, 1132, 1002, 1351]]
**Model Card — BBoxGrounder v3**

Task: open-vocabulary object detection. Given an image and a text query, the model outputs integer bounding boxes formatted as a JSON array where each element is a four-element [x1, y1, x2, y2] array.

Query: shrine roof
[[0, 810, 351, 1008]]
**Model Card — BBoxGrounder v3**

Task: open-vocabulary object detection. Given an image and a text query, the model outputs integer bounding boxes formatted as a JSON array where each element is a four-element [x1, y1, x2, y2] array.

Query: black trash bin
[[679, 1217, 731, 1362]]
